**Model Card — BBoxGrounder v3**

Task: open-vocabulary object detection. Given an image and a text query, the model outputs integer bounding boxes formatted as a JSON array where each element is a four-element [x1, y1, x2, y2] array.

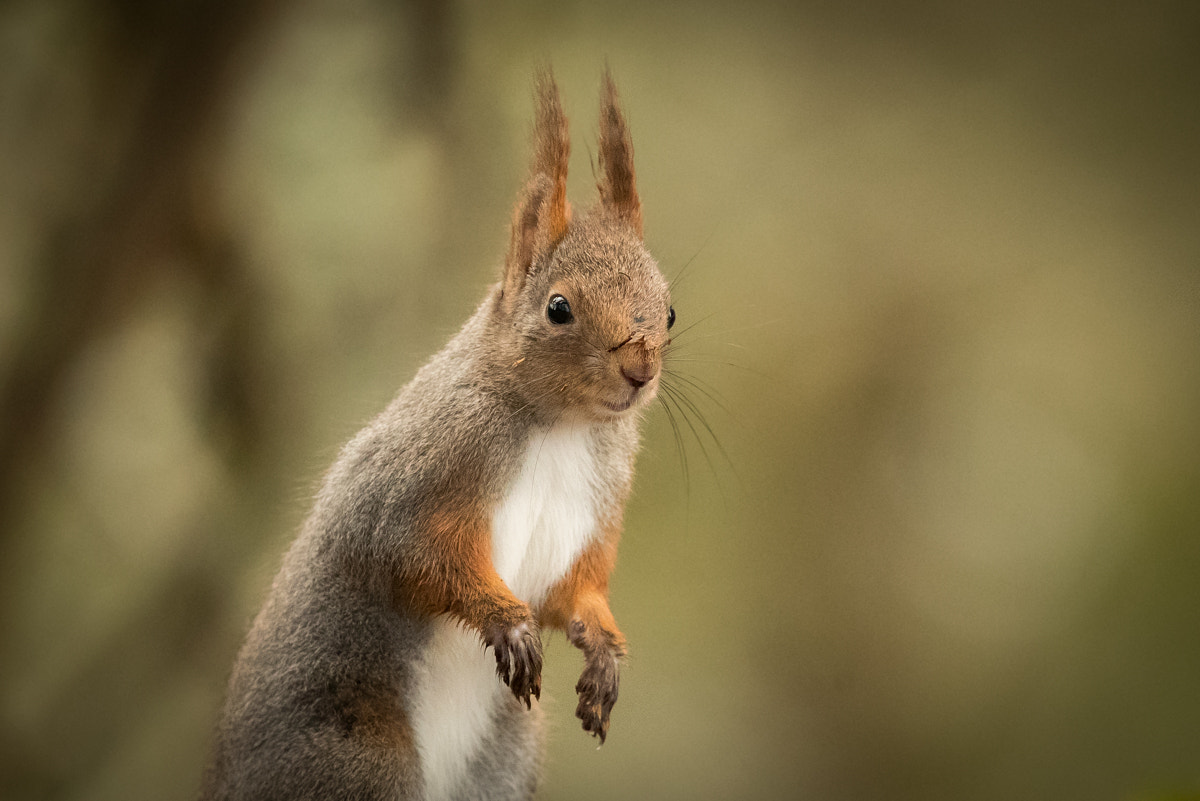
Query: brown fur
[[533, 69, 572, 247], [597, 68, 642, 236], [504, 71, 572, 305], [202, 69, 670, 800]]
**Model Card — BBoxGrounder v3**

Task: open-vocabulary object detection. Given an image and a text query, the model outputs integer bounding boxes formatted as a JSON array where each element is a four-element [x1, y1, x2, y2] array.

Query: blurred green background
[[2, 0, 1199, 799]]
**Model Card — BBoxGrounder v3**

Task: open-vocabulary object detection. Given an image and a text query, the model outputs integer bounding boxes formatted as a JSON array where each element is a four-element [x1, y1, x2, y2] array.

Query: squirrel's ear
[[504, 69, 571, 296], [504, 175, 552, 301], [597, 69, 642, 237]]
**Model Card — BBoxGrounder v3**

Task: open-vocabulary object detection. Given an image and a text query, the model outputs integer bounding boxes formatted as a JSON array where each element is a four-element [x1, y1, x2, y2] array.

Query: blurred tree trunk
[[0, 0, 283, 795], [0, 0, 280, 540], [0, 0, 464, 795]]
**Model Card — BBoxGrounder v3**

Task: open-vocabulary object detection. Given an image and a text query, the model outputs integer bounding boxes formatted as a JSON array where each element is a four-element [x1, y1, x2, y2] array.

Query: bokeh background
[[2, 0, 1199, 799]]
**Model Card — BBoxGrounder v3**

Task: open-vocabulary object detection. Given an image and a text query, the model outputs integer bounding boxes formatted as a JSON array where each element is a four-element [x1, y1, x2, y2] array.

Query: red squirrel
[[200, 69, 673, 800]]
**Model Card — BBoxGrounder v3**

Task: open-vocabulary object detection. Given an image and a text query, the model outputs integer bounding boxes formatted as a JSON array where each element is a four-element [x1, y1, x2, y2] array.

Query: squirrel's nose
[[615, 336, 660, 390], [620, 363, 655, 389]]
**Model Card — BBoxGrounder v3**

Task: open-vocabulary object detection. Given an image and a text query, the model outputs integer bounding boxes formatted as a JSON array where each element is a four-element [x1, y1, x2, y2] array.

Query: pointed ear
[[503, 174, 552, 301], [597, 69, 642, 237], [504, 69, 571, 299]]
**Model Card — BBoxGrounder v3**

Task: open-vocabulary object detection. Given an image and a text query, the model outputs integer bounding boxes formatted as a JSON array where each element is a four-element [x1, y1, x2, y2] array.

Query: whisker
[[657, 382, 726, 498], [662, 368, 731, 414], [661, 378, 741, 493], [663, 357, 767, 378], [667, 313, 719, 341], [656, 390, 690, 515], [671, 316, 782, 344], [667, 226, 718, 292]]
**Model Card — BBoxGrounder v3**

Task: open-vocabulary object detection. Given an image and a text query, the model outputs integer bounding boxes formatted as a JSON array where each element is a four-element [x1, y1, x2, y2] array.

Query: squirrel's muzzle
[[615, 340, 660, 389]]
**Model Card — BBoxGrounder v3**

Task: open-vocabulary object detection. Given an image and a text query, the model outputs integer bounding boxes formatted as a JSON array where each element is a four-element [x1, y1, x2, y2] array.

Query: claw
[[486, 616, 543, 710], [494, 646, 511, 686], [574, 650, 619, 744]]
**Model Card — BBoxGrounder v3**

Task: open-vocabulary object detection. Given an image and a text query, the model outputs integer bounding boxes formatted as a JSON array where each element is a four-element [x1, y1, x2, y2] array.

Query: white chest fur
[[491, 421, 602, 604], [409, 422, 601, 800]]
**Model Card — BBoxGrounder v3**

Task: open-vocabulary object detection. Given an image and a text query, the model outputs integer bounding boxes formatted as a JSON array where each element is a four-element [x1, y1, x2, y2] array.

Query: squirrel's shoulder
[[311, 296, 529, 527]]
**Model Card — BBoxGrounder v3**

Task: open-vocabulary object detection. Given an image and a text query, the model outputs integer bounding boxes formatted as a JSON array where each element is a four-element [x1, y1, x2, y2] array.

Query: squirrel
[[200, 68, 674, 801]]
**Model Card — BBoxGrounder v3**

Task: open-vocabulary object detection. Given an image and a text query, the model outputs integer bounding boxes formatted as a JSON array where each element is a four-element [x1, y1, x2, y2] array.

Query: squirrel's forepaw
[[488, 618, 543, 709], [575, 652, 619, 744]]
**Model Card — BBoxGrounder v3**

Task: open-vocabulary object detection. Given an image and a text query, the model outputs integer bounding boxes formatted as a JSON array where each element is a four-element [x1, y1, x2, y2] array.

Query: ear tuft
[[597, 68, 642, 237], [503, 69, 572, 298], [532, 67, 572, 247]]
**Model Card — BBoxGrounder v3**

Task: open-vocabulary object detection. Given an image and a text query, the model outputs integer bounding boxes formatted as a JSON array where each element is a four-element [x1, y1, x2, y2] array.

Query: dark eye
[[547, 294, 573, 325], [667, 306, 676, 330]]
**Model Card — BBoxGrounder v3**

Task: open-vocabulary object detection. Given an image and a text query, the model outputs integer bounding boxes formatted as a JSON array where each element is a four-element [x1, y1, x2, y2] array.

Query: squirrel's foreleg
[[398, 511, 543, 707], [540, 536, 627, 743]]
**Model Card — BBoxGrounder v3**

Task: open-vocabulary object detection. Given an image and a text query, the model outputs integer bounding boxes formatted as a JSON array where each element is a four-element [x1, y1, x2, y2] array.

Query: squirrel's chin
[[598, 384, 656, 417], [600, 399, 634, 414]]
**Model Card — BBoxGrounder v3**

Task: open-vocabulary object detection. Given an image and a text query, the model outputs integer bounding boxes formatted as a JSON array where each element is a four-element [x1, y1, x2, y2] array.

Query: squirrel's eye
[[547, 294, 573, 325], [667, 306, 676, 330]]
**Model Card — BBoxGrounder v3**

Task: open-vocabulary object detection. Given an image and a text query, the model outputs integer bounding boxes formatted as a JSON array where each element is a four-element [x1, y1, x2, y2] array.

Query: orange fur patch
[[538, 526, 627, 657]]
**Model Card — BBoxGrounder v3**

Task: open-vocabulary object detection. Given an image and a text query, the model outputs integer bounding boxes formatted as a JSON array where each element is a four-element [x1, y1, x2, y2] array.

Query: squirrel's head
[[495, 69, 672, 423]]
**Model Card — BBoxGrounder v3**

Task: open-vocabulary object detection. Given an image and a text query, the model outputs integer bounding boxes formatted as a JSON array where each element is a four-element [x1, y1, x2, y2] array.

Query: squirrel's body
[[203, 73, 667, 801]]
